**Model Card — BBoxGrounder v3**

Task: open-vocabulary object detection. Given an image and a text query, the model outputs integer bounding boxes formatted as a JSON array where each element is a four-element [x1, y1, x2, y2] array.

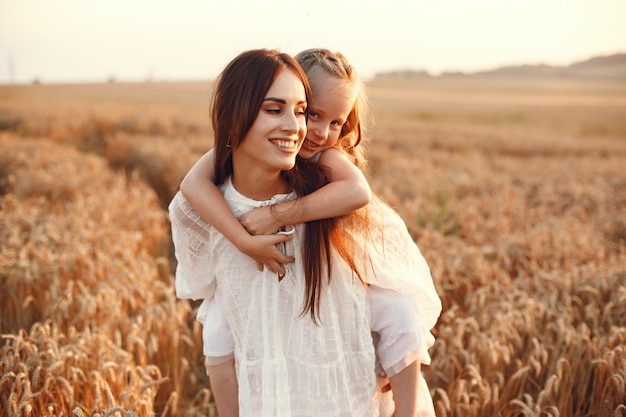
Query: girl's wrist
[[233, 231, 254, 253], [270, 203, 289, 228]]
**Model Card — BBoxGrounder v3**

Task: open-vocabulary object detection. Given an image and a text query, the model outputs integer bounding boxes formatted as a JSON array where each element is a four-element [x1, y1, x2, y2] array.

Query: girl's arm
[[239, 147, 371, 234], [179, 149, 293, 274]]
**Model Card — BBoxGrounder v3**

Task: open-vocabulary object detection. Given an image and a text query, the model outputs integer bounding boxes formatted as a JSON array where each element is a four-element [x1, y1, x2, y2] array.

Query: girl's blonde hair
[[295, 48, 370, 169]]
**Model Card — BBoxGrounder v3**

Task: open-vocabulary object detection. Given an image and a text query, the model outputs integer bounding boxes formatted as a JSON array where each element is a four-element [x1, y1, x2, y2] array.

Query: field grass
[[1, 75, 625, 416]]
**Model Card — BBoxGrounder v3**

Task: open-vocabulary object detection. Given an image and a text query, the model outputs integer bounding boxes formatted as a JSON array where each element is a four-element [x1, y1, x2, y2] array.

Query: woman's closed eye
[[266, 107, 306, 117]]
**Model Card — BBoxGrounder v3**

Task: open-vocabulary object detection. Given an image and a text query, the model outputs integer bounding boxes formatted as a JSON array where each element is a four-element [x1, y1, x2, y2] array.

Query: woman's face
[[298, 75, 356, 160], [234, 68, 308, 173]]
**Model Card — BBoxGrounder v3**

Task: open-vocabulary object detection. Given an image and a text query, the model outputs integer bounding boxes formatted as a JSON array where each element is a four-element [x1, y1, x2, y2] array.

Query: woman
[[169, 49, 379, 417], [180, 49, 440, 416]]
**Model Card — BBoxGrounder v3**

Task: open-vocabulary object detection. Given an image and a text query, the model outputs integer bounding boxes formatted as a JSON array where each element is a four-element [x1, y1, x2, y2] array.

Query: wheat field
[[1, 76, 625, 416]]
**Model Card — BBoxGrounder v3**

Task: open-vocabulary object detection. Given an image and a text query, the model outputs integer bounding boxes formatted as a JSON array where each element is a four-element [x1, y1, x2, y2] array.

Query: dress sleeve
[[168, 191, 217, 302]]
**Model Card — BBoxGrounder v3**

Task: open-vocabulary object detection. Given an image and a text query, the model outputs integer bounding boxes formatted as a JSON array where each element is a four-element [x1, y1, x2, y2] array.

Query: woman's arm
[[239, 147, 371, 235], [179, 149, 293, 274]]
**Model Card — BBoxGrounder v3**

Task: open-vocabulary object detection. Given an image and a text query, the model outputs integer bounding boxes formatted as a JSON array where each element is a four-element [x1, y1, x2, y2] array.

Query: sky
[[1, 0, 625, 84]]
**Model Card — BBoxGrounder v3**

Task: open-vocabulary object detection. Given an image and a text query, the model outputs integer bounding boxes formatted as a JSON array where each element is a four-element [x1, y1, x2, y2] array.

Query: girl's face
[[234, 68, 308, 173], [299, 75, 356, 160]]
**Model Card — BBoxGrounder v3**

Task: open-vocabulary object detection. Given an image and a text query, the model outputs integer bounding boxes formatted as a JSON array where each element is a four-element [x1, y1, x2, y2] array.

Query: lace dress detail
[[170, 179, 379, 417]]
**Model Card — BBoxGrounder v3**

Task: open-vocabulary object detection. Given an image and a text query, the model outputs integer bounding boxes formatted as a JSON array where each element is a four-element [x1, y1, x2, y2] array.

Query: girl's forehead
[[310, 77, 356, 106], [311, 73, 353, 92]]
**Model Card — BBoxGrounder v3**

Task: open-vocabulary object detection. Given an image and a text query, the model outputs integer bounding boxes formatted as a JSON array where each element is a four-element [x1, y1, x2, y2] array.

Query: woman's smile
[[271, 138, 299, 151]]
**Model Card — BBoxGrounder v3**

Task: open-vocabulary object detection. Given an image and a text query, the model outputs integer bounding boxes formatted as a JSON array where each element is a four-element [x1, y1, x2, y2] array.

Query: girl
[[170, 49, 380, 417], [179, 49, 441, 416]]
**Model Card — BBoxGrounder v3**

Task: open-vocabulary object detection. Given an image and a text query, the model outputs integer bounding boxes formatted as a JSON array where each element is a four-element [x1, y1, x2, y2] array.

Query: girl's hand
[[238, 233, 294, 275], [240, 205, 282, 235]]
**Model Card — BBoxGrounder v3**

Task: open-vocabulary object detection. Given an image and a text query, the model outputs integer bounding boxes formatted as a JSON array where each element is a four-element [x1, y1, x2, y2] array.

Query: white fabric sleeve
[[168, 191, 217, 302]]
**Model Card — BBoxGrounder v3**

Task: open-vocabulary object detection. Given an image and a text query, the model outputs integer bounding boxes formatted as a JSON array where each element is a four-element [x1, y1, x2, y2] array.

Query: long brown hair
[[210, 49, 358, 322], [212, 49, 311, 185]]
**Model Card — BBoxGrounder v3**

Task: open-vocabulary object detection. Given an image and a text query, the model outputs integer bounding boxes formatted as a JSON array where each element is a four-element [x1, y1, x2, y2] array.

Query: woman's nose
[[282, 112, 299, 133]]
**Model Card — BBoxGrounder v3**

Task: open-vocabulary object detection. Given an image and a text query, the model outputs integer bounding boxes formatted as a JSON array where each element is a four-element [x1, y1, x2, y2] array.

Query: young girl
[[180, 49, 441, 416], [171, 48, 380, 417]]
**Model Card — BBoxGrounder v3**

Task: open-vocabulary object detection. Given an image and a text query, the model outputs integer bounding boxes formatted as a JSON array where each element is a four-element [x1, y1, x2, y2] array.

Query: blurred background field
[[1, 74, 625, 416]]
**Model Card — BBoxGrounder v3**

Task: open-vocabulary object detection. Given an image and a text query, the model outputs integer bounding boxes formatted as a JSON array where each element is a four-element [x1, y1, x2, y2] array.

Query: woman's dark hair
[[211, 49, 363, 322], [213, 49, 311, 185], [289, 158, 366, 322]]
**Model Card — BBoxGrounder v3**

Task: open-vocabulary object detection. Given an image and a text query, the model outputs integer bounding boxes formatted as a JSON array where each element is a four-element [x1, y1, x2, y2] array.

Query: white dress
[[305, 154, 441, 377], [350, 195, 441, 416], [352, 195, 441, 370], [170, 179, 379, 417]]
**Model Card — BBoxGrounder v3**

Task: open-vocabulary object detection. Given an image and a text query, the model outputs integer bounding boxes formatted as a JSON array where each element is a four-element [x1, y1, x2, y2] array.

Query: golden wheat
[[1, 77, 625, 416], [0, 135, 209, 416]]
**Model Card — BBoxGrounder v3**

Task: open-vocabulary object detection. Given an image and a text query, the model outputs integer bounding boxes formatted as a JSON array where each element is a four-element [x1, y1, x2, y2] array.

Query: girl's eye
[[308, 111, 319, 119], [266, 108, 281, 114]]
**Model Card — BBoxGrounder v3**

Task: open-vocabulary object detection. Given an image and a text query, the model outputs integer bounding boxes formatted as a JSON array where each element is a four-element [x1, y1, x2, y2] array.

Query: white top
[[310, 153, 441, 361], [352, 195, 441, 368], [170, 179, 379, 417]]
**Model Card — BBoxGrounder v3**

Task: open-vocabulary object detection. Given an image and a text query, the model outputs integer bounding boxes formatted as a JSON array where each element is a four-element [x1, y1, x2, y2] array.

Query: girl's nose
[[311, 123, 329, 142]]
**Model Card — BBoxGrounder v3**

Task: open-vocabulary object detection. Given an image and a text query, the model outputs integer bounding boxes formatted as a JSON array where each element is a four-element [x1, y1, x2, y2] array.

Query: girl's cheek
[[327, 133, 340, 147]]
